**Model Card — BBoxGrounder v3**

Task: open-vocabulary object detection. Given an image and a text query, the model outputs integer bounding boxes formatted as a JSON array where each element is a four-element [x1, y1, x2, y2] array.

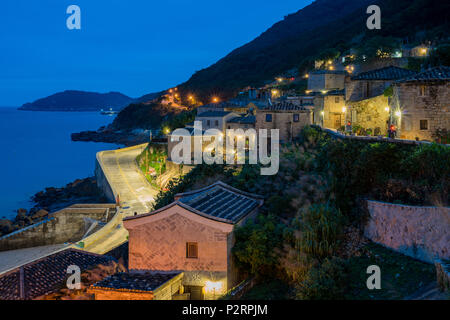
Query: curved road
[[83, 144, 159, 254], [0, 144, 159, 273]]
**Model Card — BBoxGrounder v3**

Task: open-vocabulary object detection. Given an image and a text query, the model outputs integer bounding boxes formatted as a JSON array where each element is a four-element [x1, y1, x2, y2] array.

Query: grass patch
[[345, 242, 435, 300], [240, 280, 291, 300]]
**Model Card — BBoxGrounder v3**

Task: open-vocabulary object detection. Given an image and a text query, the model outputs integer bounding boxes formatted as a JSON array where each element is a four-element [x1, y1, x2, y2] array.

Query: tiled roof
[[0, 248, 115, 300], [197, 111, 231, 117], [351, 66, 417, 80], [125, 181, 263, 224], [91, 271, 181, 292], [176, 181, 263, 223], [263, 102, 309, 111], [396, 66, 450, 83], [227, 115, 256, 124]]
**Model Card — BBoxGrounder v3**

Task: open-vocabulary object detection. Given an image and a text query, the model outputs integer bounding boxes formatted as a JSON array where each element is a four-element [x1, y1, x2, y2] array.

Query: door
[[333, 114, 342, 129], [185, 285, 204, 300]]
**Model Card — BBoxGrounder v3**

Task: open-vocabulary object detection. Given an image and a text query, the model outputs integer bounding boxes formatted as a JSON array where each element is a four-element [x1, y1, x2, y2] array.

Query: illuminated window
[[265, 114, 272, 122], [420, 120, 428, 130], [186, 242, 198, 258], [419, 85, 427, 97]]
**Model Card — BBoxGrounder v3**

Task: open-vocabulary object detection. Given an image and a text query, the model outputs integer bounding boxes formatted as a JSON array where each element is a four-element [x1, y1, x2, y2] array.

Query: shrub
[[296, 203, 345, 260], [232, 215, 285, 278], [296, 257, 348, 300]]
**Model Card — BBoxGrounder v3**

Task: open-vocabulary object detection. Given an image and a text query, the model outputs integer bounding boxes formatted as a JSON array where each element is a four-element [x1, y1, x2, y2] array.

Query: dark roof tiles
[[227, 115, 256, 124], [351, 66, 417, 81], [0, 248, 115, 300], [397, 66, 450, 83], [197, 111, 232, 117], [91, 271, 181, 292], [263, 102, 309, 111]]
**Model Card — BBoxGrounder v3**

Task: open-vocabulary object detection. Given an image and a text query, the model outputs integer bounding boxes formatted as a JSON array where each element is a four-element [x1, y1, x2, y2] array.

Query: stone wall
[[364, 200, 450, 263], [346, 79, 391, 102], [392, 82, 450, 141], [347, 95, 390, 134], [0, 205, 116, 251], [255, 109, 312, 142]]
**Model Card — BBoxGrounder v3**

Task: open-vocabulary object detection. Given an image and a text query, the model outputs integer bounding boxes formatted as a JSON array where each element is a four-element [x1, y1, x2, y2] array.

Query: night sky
[[1, 0, 313, 106]]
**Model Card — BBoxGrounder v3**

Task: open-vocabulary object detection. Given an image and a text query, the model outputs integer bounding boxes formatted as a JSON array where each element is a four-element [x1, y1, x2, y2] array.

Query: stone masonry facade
[[392, 82, 450, 140]]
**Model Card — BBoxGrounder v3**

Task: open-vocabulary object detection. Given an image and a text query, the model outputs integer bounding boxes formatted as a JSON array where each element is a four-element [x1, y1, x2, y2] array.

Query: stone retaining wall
[[365, 200, 450, 263], [0, 205, 116, 252]]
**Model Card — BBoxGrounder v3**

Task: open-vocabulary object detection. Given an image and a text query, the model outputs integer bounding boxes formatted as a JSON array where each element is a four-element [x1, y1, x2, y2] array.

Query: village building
[[307, 70, 347, 92], [310, 90, 347, 129], [195, 111, 240, 132], [0, 248, 115, 300], [391, 66, 450, 141], [88, 271, 185, 300], [345, 66, 418, 135], [401, 44, 432, 58], [122, 181, 264, 300], [255, 102, 313, 142], [226, 114, 256, 130], [197, 101, 253, 114]]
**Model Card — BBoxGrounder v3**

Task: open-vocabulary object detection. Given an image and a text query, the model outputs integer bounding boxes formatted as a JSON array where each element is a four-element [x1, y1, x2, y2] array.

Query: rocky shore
[[0, 177, 109, 238], [71, 127, 150, 147]]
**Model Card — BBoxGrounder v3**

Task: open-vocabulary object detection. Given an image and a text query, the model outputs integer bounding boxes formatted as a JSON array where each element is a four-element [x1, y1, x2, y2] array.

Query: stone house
[[307, 70, 347, 92], [345, 66, 418, 134], [308, 90, 346, 129], [88, 271, 185, 300], [196, 111, 239, 132], [122, 181, 264, 300], [391, 66, 450, 141], [225, 114, 256, 130], [255, 102, 313, 142]]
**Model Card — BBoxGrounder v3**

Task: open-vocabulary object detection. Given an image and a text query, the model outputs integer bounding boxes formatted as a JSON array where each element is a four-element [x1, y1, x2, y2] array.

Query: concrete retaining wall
[[0, 205, 116, 252], [95, 151, 117, 203], [365, 200, 450, 263], [95, 144, 148, 203]]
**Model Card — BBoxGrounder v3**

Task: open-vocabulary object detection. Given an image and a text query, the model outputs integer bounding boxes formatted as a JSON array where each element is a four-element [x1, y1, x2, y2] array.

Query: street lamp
[[342, 107, 347, 113]]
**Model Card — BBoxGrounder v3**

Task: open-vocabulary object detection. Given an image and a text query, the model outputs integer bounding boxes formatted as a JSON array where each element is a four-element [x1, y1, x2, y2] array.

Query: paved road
[[0, 144, 159, 271], [82, 144, 159, 254]]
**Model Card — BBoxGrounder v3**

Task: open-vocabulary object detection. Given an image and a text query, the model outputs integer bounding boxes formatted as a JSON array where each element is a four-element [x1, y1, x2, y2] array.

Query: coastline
[[0, 177, 110, 238]]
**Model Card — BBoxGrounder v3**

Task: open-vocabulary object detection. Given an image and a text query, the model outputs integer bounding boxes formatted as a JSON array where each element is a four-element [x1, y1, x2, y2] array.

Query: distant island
[[19, 90, 134, 112]]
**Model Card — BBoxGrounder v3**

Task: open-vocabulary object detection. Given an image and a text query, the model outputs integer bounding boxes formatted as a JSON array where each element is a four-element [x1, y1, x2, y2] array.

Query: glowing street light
[[385, 106, 390, 112], [212, 97, 219, 103], [342, 106, 347, 113], [395, 110, 402, 117]]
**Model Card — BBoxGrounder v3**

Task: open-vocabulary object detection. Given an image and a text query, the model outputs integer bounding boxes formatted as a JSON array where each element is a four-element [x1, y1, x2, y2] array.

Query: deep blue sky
[[1, 0, 312, 106]]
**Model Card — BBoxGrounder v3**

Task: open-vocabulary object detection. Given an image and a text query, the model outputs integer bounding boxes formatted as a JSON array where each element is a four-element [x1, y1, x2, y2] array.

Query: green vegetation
[[160, 109, 197, 133], [346, 242, 435, 299], [151, 123, 448, 300], [112, 101, 182, 130], [178, 0, 449, 101], [136, 144, 167, 188]]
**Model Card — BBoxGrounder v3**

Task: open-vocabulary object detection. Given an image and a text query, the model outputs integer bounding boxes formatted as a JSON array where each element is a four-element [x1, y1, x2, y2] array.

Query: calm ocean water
[[0, 107, 119, 220]]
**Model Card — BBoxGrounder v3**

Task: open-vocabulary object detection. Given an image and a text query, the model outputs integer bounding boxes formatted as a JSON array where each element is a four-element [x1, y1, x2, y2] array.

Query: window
[[186, 242, 198, 258], [419, 85, 427, 97], [215, 120, 219, 126], [206, 120, 211, 127], [293, 114, 299, 122], [265, 114, 272, 122], [420, 119, 428, 130], [335, 97, 340, 103]]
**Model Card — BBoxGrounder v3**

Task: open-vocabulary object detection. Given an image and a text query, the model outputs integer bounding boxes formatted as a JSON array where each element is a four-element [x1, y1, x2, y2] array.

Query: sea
[[0, 107, 119, 220]]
